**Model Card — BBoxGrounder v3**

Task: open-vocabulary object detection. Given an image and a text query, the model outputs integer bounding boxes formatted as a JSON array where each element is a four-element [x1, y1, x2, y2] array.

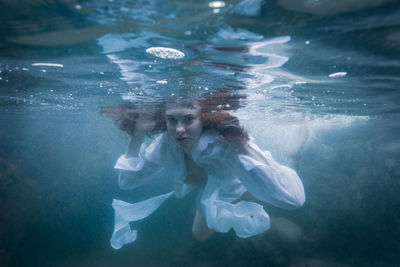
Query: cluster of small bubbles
[[99, 82, 103, 88], [107, 88, 115, 95]]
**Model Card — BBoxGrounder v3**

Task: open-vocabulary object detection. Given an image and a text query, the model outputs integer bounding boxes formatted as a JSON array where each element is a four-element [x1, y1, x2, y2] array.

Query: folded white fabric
[[110, 191, 174, 249], [204, 199, 270, 238]]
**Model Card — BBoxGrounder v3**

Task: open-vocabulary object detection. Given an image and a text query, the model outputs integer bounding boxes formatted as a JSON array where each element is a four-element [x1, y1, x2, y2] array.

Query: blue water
[[1, 0, 400, 266]]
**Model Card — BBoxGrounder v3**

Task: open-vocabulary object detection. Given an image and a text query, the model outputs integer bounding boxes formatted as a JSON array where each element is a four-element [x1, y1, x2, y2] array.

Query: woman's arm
[[234, 140, 305, 209], [115, 113, 163, 190], [116, 135, 166, 190], [126, 133, 146, 157]]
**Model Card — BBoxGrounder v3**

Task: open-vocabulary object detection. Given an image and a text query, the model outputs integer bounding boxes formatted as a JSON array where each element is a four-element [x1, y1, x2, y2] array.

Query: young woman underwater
[[102, 96, 305, 249]]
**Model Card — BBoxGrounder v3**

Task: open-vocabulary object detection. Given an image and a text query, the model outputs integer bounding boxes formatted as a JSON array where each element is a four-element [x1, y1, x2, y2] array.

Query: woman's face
[[166, 103, 203, 153]]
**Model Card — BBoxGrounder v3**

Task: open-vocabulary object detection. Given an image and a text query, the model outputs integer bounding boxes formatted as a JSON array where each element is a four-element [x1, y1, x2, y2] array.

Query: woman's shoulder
[[195, 129, 221, 150], [197, 129, 249, 149], [191, 130, 237, 163]]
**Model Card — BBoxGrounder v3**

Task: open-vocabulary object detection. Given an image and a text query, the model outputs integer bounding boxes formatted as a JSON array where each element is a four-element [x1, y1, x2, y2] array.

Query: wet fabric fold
[[110, 191, 174, 249]]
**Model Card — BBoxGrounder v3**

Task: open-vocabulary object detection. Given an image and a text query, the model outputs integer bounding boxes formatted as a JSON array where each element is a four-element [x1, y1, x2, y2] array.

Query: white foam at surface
[[329, 72, 347, 78], [32, 63, 64, 68], [145, 47, 185, 59], [209, 1, 226, 8]]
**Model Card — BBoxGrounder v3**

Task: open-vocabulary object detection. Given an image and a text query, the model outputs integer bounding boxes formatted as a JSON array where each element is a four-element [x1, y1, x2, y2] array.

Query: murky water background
[[1, 0, 400, 266]]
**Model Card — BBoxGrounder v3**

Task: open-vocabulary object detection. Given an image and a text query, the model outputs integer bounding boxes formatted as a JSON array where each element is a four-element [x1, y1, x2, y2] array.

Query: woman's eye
[[185, 116, 194, 123], [167, 117, 176, 123]]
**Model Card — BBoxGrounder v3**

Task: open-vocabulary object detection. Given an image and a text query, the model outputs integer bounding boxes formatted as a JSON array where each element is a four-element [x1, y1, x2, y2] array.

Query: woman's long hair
[[101, 93, 249, 143]]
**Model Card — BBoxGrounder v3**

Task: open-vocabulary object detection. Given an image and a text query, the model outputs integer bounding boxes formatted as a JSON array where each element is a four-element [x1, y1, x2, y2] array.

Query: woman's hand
[[122, 104, 158, 157], [132, 112, 156, 134], [121, 103, 157, 135]]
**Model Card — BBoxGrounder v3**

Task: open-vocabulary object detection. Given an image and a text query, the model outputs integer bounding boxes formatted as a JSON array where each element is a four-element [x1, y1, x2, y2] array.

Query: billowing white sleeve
[[234, 141, 306, 209], [114, 135, 166, 190]]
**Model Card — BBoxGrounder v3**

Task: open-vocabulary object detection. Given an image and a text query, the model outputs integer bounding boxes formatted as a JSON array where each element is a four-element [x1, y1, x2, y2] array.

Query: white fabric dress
[[110, 130, 305, 249]]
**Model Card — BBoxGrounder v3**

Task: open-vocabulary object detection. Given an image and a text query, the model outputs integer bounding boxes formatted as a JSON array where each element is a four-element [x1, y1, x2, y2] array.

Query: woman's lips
[[177, 136, 189, 142]]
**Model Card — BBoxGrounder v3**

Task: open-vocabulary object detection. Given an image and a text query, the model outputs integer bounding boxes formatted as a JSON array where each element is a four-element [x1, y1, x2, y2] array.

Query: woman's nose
[[176, 122, 185, 134]]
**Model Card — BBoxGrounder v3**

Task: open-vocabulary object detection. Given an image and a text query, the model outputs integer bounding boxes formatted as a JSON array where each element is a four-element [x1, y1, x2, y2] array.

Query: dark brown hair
[[101, 93, 249, 143]]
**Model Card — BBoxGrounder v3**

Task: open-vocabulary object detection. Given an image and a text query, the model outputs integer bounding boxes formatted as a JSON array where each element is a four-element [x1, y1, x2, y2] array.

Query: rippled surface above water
[[1, 0, 400, 266]]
